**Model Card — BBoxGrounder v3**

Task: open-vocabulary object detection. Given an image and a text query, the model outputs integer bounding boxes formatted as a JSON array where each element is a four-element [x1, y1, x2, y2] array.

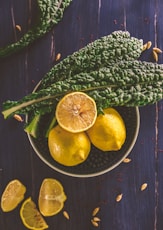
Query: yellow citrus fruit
[[55, 92, 97, 133], [38, 178, 67, 216], [87, 108, 126, 151], [1, 179, 26, 212], [48, 125, 91, 166], [20, 197, 48, 230]]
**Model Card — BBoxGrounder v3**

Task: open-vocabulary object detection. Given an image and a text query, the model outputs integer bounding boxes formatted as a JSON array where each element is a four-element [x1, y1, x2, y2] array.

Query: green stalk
[[45, 116, 57, 137], [2, 60, 163, 120], [24, 114, 41, 138]]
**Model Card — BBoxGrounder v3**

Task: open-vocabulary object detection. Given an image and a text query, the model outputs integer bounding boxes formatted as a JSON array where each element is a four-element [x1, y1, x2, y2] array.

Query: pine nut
[[91, 219, 99, 227], [146, 41, 152, 49], [116, 193, 123, 202], [153, 47, 162, 54], [13, 114, 23, 122], [140, 183, 148, 191], [63, 211, 70, 219], [56, 53, 61, 61], [142, 43, 148, 51], [153, 50, 158, 62], [15, 25, 22, 31], [93, 217, 101, 222], [123, 158, 131, 163], [92, 207, 100, 216]]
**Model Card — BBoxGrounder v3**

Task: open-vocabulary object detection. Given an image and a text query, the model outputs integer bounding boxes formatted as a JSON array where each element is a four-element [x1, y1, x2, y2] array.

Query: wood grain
[[0, 0, 163, 229]]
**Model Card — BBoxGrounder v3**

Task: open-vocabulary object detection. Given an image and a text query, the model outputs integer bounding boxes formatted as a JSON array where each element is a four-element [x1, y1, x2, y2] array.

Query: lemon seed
[[13, 114, 23, 122], [56, 53, 61, 61], [153, 47, 162, 54], [116, 193, 123, 202], [91, 219, 99, 227], [147, 41, 152, 49], [140, 183, 148, 191], [93, 217, 101, 222], [153, 50, 158, 62], [142, 43, 148, 51], [123, 158, 131, 163], [63, 211, 70, 219], [15, 25, 21, 31], [92, 207, 100, 216]]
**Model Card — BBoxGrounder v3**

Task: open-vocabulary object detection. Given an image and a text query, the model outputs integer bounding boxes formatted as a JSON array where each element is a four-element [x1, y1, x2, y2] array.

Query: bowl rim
[[27, 106, 140, 178]]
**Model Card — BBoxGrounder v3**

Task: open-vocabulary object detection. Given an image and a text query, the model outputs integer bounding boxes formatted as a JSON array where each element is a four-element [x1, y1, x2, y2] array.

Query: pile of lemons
[[48, 92, 126, 166]]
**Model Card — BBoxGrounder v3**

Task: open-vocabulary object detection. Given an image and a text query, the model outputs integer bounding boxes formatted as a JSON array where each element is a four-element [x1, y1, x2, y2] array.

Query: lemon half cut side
[[38, 178, 67, 216], [55, 92, 97, 133], [1, 179, 26, 212]]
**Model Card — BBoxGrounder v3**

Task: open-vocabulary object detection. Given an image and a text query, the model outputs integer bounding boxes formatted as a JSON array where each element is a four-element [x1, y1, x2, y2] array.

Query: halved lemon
[[1, 179, 26, 212], [38, 178, 67, 216], [20, 197, 48, 230], [55, 92, 97, 133]]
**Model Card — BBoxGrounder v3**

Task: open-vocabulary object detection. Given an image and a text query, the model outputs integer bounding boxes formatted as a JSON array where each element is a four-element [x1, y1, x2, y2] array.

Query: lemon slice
[[55, 92, 97, 133], [1, 179, 26, 212], [38, 178, 67, 216], [20, 197, 48, 230]]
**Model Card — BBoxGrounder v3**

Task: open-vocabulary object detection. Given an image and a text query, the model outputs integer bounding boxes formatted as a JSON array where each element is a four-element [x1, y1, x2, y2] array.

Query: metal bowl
[[27, 106, 140, 178]]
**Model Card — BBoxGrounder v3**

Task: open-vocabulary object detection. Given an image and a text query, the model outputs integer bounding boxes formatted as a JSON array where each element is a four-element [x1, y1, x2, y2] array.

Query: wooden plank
[[96, 1, 157, 229], [154, 0, 163, 229], [0, 0, 163, 229]]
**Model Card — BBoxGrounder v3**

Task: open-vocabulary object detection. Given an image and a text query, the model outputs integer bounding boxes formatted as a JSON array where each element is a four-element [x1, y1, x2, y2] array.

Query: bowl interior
[[27, 106, 140, 178]]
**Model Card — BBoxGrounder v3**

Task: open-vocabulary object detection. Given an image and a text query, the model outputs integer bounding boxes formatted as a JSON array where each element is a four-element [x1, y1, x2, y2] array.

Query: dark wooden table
[[1, 0, 163, 229]]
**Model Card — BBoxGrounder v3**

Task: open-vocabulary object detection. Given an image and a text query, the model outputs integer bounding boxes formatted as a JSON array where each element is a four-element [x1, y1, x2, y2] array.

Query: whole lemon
[[87, 108, 126, 151], [48, 125, 91, 166]]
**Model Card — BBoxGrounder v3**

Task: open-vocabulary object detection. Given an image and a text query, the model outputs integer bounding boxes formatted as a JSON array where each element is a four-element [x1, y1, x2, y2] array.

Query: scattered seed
[[56, 53, 61, 61], [91, 219, 99, 227], [92, 207, 100, 216], [123, 158, 131, 163], [147, 41, 152, 49], [140, 183, 148, 191], [116, 193, 123, 202], [13, 114, 23, 122], [142, 43, 148, 51], [153, 47, 162, 54], [15, 25, 21, 31], [93, 217, 101, 222], [63, 211, 70, 219], [153, 50, 158, 62]]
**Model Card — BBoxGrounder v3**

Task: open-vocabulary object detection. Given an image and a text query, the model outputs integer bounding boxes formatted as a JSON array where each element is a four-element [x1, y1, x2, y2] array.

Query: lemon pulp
[[1, 179, 26, 212], [20, 197, 48, 229], [38, 178, 67, 216], [55, 92, 97, 133]]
